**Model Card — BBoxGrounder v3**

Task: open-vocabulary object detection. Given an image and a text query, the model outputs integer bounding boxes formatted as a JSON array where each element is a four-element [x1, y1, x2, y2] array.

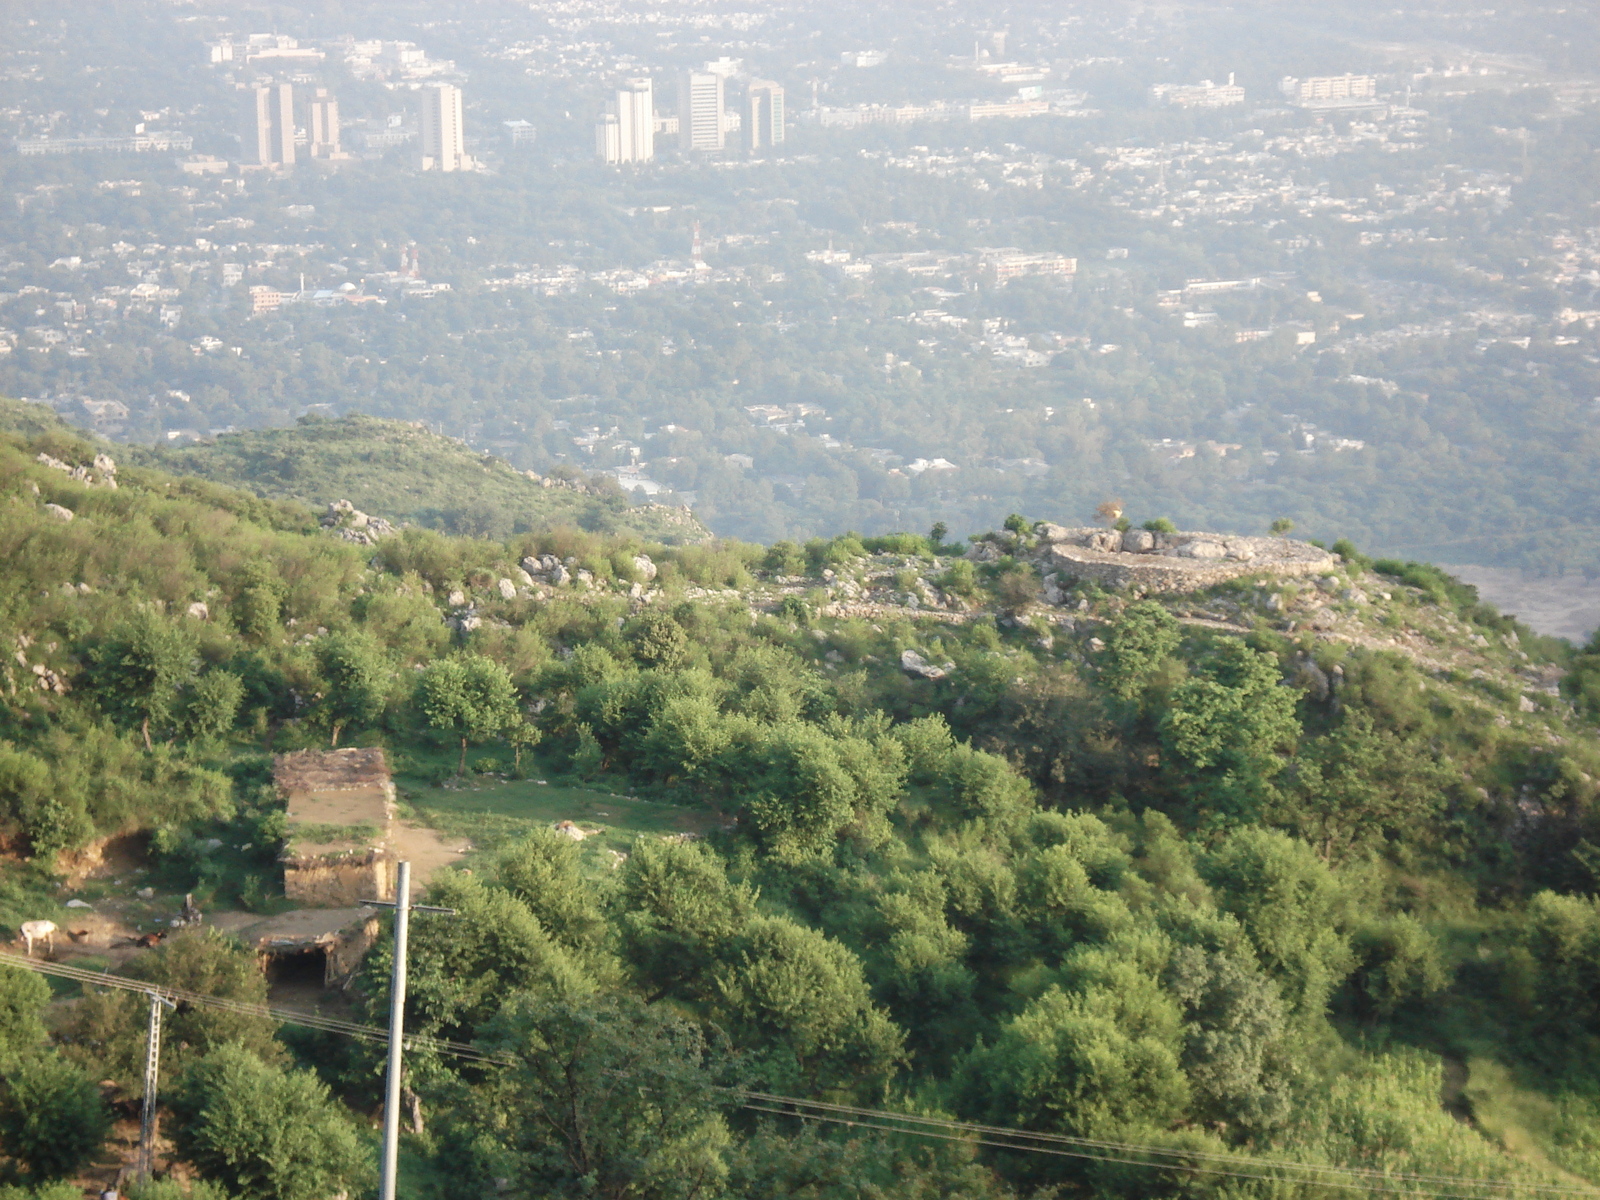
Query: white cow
[[19, 919, 56, 957]]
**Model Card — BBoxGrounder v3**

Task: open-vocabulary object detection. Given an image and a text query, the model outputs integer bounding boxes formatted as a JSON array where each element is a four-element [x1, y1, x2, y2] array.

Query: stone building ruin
[[1025, 524, 1340, 595]]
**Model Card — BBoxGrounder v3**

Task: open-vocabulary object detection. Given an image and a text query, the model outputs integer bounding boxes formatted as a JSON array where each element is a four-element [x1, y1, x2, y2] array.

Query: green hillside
[[136, 411, 709, 544], [7, 404, 1600, 1198]]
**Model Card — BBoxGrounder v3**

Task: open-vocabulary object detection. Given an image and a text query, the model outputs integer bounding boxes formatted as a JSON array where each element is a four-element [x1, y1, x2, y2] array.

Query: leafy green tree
[[61, 930, 282, 1093], [186, 671, 244, 742], [358, 872, 592, 1053], [1164, 946, 1291, 1132], [1281, 714, 1452, 861], [0, 1053, 112, 1183], [0, 747, 91, 861], [0, 967, 49, 1061], [1346, 916, 1448, 1020], [314, 632, 390, 747], [495, 829, 607, 954], [1098, 602, 1181, 704], [1269, 518, 1295, 536], [929, 521, 949, 548], [167, 1045, 372, 1200], [959, 975, 1189, 1139], [714, 915, 906, 1094], [419, 654, 521, 774], [617, 838, 758, 1003], [91, 609, 198, 749], [1159, 642, 1300, 821], [1201, 829, 1353, 1025], [481, 995, 733, 1200], [231, 561, 286, 644], [626, 610, 690, 670]]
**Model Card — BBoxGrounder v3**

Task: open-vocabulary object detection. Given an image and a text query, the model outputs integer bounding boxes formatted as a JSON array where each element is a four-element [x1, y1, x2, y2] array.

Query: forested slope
[[133, 410, 709, 544], [4, 402, 1600, 1199]]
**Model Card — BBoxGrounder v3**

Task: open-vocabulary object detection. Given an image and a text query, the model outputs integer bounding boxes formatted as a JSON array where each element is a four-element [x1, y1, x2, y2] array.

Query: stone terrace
[[1032, 525, 1339, 594]]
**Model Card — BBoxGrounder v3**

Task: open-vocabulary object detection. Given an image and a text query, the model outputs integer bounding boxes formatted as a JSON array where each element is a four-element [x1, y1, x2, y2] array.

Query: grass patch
[[396, 769, 719, 869], [287, 821, 383, 849]]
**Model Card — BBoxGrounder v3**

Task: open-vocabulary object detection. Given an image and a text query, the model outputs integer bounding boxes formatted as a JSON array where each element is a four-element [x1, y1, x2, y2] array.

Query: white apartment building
[[679, 71, 725, 153], [420, 84, 467, 171], [1280, 74, 1379, 105], [617, 78, 655, 162]]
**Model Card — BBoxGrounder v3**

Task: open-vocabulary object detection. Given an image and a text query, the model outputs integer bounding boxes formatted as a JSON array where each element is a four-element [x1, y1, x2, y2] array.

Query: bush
[[1142, 517, 1177, 533], [0, 1053, 111, 1182], [167, 1045, 373, 1200]]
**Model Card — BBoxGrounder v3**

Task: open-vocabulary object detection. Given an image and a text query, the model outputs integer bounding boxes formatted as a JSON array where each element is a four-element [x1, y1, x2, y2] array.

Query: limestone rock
[[43, 503, 74, 522], [1175, 540, 1227, 560], [549, 565, 571, 586], [900, 649, 954, 681], [632, 554, 658, 581], [447, 589, 467, 608], [1087, 529, 1123, 553], [1121, 529, 1155, 553], [497, 578, 517, 601], [186, 601, 210, 621], [1035, 523, 1074, 544]]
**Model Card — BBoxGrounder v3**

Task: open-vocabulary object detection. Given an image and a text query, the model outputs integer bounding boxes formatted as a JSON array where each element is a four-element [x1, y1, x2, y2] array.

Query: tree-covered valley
[[5, 401, 1600, 1198]]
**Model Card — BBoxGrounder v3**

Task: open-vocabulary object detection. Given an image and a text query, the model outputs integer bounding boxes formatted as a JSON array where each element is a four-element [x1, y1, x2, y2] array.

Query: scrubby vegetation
[[4, 404, 1600, 1198]]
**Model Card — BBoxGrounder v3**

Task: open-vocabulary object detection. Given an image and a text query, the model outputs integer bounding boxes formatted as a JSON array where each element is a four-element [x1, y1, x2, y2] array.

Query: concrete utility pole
[[363, 860, 456, 1200], [138, 991, 176, 1182]]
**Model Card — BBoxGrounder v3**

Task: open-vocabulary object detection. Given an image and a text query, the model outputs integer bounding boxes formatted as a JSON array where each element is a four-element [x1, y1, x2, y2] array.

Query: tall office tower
[[617, 77, 654, 162], [743, 79, 785, 153], [595, 111, 622, 164], [420, 83, 466, 171], [307, 88, 344, 159], [679, 71, 725, 153], [242, 83, 295, 167]]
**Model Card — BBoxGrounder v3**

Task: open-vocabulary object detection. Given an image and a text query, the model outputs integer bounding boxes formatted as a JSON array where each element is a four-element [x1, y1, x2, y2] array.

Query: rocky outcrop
[[36, 451, 117, 489], [1030, 525, 1339, 595], [322, 500, 395, 545]]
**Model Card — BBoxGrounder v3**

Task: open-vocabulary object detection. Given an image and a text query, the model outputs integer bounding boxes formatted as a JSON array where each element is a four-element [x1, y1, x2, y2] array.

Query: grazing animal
[[19, 919, 56, 957], [134, 931, 165, 949]]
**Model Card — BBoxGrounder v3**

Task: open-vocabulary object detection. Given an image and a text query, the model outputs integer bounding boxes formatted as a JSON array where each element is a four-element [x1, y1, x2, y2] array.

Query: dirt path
[[390, 818, 471, 885]]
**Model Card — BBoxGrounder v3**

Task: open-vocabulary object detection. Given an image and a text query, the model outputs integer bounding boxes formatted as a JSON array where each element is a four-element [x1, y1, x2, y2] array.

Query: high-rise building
[[679, 71, 725, 153], [420, 83, 467, 171], [242, 83, 295, 167], [307, 88, 347, 159], [595, 111, 622, 164], [743, 79, 785, 153], [599, 78, 655, 164], [617, 78, 654, 162]]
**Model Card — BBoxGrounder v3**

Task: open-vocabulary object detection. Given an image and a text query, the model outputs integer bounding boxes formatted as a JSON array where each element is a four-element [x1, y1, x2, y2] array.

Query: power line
[[4, 951, 1594, 1199]]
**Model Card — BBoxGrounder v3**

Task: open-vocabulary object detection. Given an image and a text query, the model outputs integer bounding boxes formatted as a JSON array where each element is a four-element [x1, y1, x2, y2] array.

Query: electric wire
[[4, 950, 1596, 1200]]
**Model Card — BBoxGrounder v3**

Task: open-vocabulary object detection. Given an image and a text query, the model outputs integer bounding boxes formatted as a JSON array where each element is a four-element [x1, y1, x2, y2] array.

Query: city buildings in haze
[[420, 83, 469, 170], [679, 71, 725, 153], [598, 78, 655, 163], [742, 79, 784, 153], [307, 88, 348, 159], [242, 83, 295, 167]]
